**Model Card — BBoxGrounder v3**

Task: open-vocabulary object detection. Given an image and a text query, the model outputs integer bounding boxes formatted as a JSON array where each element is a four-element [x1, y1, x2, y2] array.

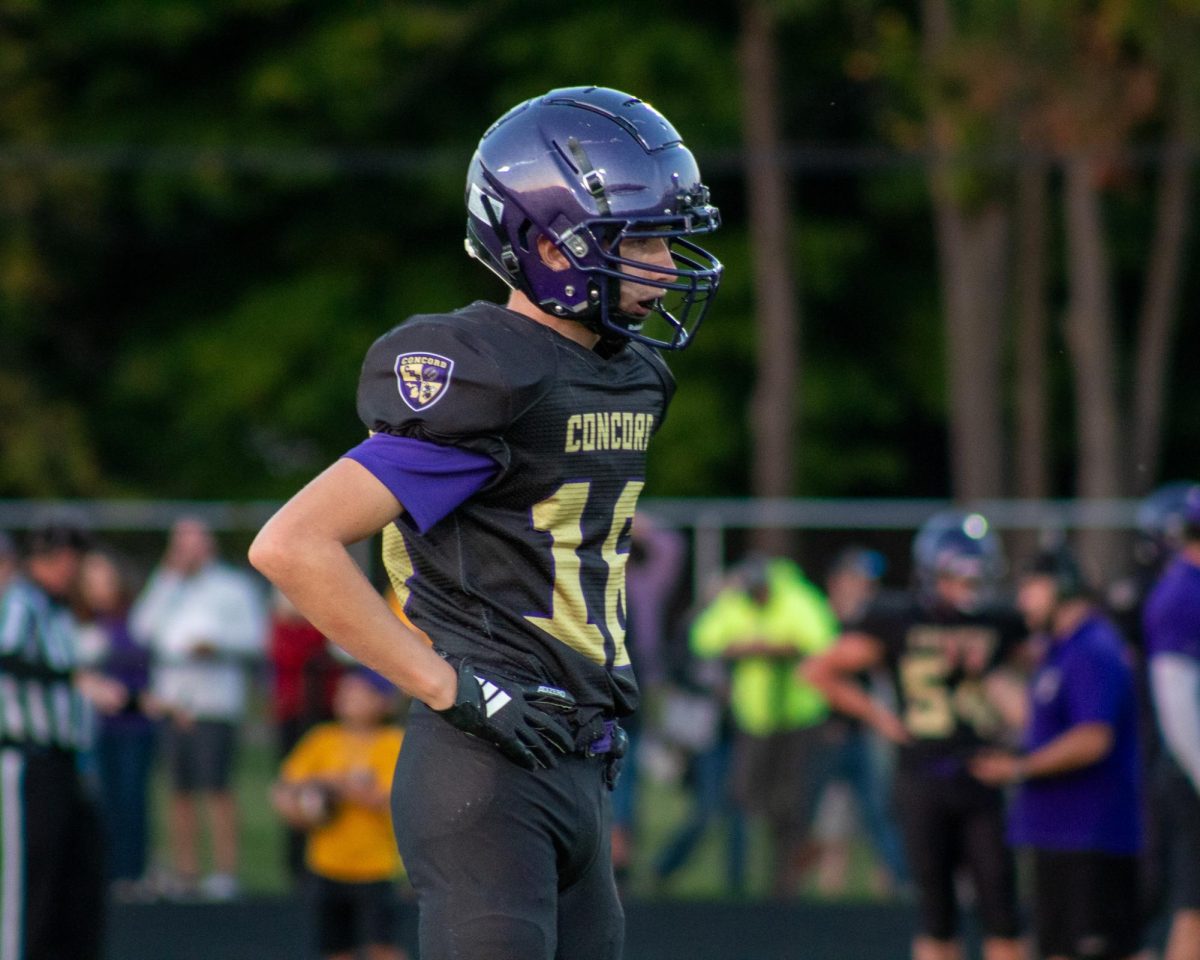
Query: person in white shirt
[[130, 517, 266, 901]]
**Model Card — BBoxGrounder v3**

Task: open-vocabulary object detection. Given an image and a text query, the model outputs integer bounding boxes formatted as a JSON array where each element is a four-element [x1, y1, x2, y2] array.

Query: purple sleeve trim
[[342, 434, 499, 534]]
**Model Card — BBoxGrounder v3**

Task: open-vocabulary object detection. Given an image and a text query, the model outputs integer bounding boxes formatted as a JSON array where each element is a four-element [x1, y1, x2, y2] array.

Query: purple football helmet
[[464, 86, 722, 350], [912, 510, 1005, 609], [1134, 480, 1200, 568]]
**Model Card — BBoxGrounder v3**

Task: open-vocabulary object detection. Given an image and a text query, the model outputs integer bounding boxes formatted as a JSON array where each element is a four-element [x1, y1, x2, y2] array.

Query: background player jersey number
[[525, 480, 643, 667], [899, 652, 998, 739]]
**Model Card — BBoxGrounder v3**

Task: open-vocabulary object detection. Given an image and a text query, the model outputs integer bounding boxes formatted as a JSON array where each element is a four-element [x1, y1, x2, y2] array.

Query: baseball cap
[[828, 546, 887, 581]]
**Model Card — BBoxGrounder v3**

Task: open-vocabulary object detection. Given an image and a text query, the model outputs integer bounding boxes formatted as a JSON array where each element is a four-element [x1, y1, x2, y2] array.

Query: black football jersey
[[356, 301, 674, 725], [858, 594, 1026, 769]]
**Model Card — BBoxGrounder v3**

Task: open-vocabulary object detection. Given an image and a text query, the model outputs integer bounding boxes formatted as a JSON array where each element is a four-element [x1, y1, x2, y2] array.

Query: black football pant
[[392, 703, 622, 960], [894, 765, 1020, 942], [0, 747, 105, 960]]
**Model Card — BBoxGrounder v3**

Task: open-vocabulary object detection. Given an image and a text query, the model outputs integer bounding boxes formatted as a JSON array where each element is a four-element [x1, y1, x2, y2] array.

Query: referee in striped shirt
[[0, 524, 105, 960]]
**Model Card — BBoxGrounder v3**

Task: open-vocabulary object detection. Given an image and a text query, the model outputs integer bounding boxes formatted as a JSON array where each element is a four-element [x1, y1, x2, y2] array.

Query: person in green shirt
[[690, 554, 839, 895]]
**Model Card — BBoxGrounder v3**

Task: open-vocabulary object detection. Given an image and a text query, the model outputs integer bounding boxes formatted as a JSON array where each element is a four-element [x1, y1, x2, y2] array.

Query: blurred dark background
[[3, 0, 1196, 518]]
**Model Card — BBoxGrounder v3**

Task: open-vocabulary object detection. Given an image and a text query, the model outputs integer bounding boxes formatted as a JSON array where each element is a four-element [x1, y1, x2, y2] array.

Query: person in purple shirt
[[1143, 484, 1200, 960], [972, 546, 1144, 960], [76, 549, 160, 900]]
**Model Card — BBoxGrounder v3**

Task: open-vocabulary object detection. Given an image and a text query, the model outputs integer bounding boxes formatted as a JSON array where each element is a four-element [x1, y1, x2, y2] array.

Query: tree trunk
[[1130, 126, 1193, 494], [740, 0, 800, 557], [932, 201, 1011, 502], [921, 0, 1010, 503], [1013, 157, 1051, 502], [1062, 155, 1124, 580]]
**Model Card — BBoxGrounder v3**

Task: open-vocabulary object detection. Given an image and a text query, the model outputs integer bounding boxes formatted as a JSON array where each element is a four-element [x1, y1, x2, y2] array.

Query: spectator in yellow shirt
[[273, 667, 407, 960], [691, 554, 839, 896]]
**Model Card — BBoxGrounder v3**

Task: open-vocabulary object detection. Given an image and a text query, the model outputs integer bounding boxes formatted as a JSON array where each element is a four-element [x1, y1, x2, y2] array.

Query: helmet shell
[[464, 86, 721, 349], [912, 510, 1005, 591], [1135, 481, 1200, 568]]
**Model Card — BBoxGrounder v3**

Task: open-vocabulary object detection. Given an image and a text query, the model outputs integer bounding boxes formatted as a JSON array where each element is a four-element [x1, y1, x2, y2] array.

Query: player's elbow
[[248, 522, 295, 586]]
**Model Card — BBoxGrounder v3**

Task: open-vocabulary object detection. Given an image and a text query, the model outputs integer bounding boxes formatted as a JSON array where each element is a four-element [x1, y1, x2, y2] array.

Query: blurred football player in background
[[250, 86, 721, 959], [273, 667, 407, 960], [973, 546, 1146, 960], [1142, 484, 1200, 960], [805, 512, 1027, 960]]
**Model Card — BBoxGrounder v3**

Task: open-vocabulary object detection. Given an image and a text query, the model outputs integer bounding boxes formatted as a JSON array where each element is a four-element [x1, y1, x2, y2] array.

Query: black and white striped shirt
[[0, 577, 94, 751]]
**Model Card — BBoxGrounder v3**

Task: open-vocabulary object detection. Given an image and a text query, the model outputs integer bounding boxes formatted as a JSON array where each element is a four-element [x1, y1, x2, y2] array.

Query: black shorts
[[1033, 850, 1142, 960], [1159, 757, 1200, 912], [894, 765, 1020, 941], [392, 703, 622, 960], [163, 719, 237, 792], [310, 876, 398, 954]]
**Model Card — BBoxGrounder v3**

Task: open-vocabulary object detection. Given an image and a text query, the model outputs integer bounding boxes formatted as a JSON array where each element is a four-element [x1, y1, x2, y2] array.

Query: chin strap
[[565, 137, 611, 216]]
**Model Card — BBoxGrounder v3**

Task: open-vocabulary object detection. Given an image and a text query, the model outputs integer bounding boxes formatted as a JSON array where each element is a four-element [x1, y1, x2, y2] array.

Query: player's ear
[[536, 234, 571, 272]]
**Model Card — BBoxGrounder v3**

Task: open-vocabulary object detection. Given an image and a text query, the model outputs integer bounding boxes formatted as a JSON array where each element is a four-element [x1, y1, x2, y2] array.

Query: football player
[[250, 86, 722, 960], [803, 512, 1027, 960], [1142, 485, 1200, 960]]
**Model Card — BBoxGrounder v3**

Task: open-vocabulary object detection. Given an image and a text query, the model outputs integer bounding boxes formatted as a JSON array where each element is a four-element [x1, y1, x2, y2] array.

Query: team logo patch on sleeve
[[394, 352, 454, 411]]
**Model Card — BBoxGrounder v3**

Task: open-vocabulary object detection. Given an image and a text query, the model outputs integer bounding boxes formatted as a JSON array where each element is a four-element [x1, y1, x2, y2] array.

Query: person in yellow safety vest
[[690, 554, 839, 896]]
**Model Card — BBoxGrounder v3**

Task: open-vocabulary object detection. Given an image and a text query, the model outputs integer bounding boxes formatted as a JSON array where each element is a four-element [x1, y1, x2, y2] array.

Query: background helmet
[[464, 86, 722, 350], [1134, 480, 1200, 569], [912, 510, 1004, 602]]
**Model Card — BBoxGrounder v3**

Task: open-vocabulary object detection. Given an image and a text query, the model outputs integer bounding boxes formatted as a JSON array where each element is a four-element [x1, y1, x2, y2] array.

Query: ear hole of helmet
[[516, 219, 534, 253]]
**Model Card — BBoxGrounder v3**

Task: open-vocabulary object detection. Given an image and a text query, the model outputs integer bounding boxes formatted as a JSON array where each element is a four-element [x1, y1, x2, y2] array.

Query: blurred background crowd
[[2, 480, 1196, 922]]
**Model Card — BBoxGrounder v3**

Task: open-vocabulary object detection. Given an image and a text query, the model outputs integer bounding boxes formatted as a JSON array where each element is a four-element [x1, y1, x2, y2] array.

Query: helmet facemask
[[559, 201, 722, 351]]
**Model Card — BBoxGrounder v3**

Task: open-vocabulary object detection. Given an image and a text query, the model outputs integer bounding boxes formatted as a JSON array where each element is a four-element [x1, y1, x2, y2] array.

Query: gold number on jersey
[[899, 642, 1003, 739], [899, 652, 955, 737], [525, 480, 642, 666]]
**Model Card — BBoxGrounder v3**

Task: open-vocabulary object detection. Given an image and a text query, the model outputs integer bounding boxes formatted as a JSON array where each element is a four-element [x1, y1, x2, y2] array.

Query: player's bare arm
[[802, 630, 909, 743], [970, 720, 1114, 786], [249, 458, 456, 710], [982, 666, 1029, 733]]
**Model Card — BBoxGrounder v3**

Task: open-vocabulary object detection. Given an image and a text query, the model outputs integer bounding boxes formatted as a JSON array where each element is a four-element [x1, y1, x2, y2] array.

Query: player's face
[[1017, 574, 1057, 632], [167, 518, 215, 573], [935, 572, 982, 613], [334, 675, 391, 727], [80, 553, 122, 614], [615, 235, 674, 318], [29, 547, 82, 600], [827, 569, 877, 623]]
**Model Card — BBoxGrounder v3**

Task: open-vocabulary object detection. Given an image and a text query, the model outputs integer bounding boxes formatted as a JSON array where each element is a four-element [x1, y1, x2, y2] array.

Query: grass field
[[143, 697, 886, 901]]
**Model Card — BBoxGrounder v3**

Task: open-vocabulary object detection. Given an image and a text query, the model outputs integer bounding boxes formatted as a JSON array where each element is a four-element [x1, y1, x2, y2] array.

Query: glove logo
[[394, 352, 454, 411], [477, 676, 512, 717]]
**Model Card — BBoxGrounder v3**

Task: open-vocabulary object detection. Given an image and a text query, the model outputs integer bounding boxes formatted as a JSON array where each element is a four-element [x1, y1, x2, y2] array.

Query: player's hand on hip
[[435, 661, 577, 770]]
